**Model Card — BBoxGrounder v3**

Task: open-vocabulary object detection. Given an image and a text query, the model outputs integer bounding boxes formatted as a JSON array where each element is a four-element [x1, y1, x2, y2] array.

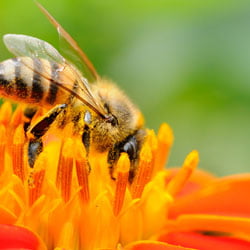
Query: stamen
[[11, 125, 26, 182], [146, 129, 158, 177], [57, 138, 74, 202], [0, 101, 12, 127], [131, 142, 153, 199], [166, 150, 199, 196], [0, 125, 6, 175], [75, 140, 90, 204], [56, 143, 63, 188], [28, 152, 46, 206], [155, 123, 174, 171], [56, 124, 75, 189], [113, 153, 130, 216], [56, 222, 74, 249]]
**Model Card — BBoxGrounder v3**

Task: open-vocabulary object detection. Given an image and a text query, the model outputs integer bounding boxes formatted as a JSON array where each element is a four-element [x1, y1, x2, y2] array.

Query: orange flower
[[0, 101, 250, 250]]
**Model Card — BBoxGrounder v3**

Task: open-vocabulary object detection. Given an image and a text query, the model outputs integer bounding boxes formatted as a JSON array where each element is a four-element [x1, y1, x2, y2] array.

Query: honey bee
[[0, 3, 145, 180]]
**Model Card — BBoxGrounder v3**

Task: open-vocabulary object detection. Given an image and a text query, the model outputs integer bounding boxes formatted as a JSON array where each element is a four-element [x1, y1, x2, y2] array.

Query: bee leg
[[28, 138, 43, 168], [81, 125, 90, 155], [81, 125, 91, 172], [27, 104, 67, 168], [107, 146, 120, 179], [108, 135, 139, 181]]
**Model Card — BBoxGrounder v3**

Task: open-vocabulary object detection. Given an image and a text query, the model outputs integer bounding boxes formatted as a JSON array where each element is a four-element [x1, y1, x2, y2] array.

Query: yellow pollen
[[155, 123, 174, 171], [113, 152, 130, 216], [28, 152, 46, 206], [57, 138, 74, 202], [0, 124, 6, 175], [166, 150, 199, 196], [75, 140, 90, 204], [12, 124, 26, 182], [131, 142, 153, 199], [0, 101, 12, 127]]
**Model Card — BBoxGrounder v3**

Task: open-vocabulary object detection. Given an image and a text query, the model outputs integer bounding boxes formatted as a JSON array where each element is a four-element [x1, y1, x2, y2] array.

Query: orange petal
[[167, 214, 250, 235], [124, 240, 196, 250], [0, 224, 46, 250], [166, 151, 199, 197], [169, 174, 250, 218], [159, 232, 250, 250], [0, 205, 17, 224], [166, 168, 215, 198]]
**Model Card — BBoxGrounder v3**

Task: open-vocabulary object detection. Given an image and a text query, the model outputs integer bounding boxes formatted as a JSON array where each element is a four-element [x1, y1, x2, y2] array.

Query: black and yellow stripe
[[0, 61, 14, 95], [13, 58, 28, 99], [0, 63, 8, 89], [46, 61, 59, 105], [0, 56, 79, 108], [31, 58, 44, 102]]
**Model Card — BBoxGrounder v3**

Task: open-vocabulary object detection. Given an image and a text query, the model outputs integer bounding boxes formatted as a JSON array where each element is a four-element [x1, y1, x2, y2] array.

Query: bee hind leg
[[26, 103, 67, 169]]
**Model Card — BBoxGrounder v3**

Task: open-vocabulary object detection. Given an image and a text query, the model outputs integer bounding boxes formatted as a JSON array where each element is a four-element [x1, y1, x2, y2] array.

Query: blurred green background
[[0, 0, 250, 176]]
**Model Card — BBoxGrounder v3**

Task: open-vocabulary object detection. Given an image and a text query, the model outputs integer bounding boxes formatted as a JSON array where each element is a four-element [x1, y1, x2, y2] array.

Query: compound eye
[[123, 137, 137, 160]]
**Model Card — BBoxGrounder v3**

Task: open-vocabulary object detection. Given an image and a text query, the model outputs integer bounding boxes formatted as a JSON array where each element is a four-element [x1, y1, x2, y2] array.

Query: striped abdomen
[[0, 57, 78, 108]]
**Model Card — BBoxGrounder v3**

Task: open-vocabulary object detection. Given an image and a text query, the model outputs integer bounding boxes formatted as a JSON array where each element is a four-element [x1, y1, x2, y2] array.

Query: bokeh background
[[0, 0, 250, 176]]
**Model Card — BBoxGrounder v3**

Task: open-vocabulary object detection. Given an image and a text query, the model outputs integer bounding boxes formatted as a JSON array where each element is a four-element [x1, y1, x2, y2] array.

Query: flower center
[[0, 103, 201, 249]]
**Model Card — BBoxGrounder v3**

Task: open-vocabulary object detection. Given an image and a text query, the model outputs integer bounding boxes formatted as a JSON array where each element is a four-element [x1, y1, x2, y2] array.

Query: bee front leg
[[107, 129, 145, 181], [27, 104, 67, 168], [108, 135, 139, 181]]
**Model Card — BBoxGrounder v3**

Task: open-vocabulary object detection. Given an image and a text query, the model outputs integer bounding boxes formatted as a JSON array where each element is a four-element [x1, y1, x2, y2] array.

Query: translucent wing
[[4, 34, 65, 64], [3, 34, 106, 117], [36, 2, 100, 83]]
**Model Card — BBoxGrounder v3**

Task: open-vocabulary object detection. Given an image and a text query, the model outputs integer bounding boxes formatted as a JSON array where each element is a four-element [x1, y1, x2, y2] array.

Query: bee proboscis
[[0, 3, 145, 180]]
